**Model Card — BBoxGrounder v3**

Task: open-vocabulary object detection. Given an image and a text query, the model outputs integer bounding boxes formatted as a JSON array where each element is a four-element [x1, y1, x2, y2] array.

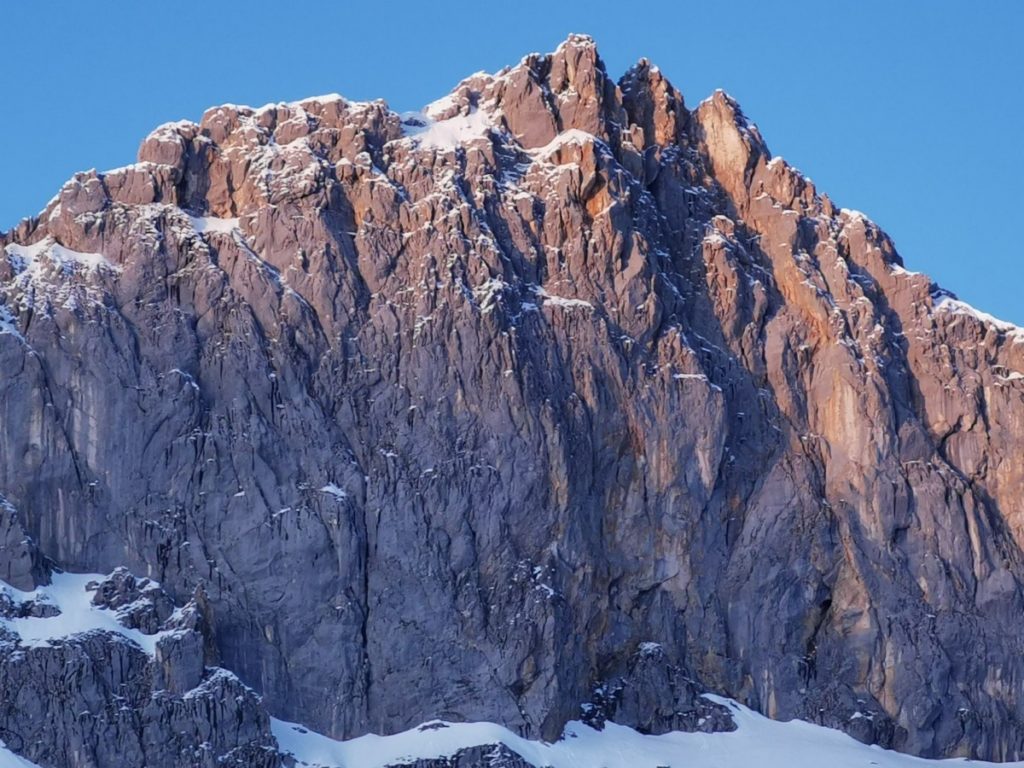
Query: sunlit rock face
[[3, 33, 1024, 764]]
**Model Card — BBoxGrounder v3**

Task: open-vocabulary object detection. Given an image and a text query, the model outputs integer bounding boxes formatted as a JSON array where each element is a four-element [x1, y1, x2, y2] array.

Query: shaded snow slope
[[400, 107, 494, 150], [0, 745, 39, 768], [272, 697, 1024, 768]]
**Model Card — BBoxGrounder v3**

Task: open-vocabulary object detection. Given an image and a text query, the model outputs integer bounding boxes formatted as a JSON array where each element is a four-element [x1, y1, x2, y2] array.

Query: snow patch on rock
[[933, 292, 1024, 339], [528, 128, 599, 158], [400, 107, 494, 150], [532, 285, 594, 310], [933, 294, 1014, 330], [189, 215, 241, 234], [2, 238, 119, 312], [319, 484, 348, 500], [0, 304, 22, 340], [0, 571, 179, 655], [5, 239, 117, 275]]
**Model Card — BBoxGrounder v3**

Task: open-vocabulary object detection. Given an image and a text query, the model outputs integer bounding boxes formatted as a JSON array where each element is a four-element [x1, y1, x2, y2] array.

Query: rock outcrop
[[0, 518, 281, 767], [0, 494, 49, 591], [581, 642, 736, 736], [382, 745, 533, 768], [3, 33, 1024, 764]]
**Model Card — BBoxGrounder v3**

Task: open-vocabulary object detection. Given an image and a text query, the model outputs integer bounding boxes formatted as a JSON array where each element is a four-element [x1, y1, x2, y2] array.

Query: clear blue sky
[[3, 1, 1021, 321]]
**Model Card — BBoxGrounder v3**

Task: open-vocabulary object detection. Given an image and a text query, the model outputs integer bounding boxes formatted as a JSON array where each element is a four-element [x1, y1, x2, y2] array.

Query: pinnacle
[[558, 32, 597, 49]]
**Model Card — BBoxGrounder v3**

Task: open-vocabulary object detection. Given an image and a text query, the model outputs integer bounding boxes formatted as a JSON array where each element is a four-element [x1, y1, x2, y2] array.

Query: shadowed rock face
[[0, 530, 280, 768], [2, 33, 1024, 762]]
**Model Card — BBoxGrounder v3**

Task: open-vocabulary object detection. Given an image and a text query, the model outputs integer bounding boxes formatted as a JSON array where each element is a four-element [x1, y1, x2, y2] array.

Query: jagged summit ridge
[[3, 35, 1024, 767]]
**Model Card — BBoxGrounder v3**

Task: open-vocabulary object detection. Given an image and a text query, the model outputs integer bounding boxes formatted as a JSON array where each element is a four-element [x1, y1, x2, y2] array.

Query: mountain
[[3, 34, 1024, 767]]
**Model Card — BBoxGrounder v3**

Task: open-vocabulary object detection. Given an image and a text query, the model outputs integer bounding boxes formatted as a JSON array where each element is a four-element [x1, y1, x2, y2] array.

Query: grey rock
[[0, 639, 280, 768], [582, 643, 735, 736], [89, 566, 176, 633], [0, 565, 282, 768], [154, 627, 206, 694], [0, 494, 49, 591], [2, 34, 1024, 763], [383, 742, 534, 768]]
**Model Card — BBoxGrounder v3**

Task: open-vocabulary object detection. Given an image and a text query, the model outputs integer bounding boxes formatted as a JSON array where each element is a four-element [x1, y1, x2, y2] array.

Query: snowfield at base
[[272, 696, 1022, 768], [2, 570, 1021, 768], [0, 571, 177, 655], [0, 744, 39, 768]]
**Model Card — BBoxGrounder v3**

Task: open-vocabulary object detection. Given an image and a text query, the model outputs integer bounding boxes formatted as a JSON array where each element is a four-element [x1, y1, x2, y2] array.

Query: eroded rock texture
[[3, 34, 1024, 762], [0, 518, 281, 768]]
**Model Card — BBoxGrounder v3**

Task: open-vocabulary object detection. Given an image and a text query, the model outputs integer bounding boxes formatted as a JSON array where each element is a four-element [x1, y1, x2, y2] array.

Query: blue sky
[[3, 1, 1021, 321]]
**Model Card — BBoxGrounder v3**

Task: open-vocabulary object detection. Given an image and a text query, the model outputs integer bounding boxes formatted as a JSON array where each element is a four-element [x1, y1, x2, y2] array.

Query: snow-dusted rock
[[0, 545, 279, 767], [3, 34, 1024, 765]]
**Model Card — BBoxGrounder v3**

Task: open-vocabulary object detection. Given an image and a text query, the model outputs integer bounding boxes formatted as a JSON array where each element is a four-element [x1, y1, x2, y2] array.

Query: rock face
[[0, 521, 281, 768], [382, 745, 533, 768], [3, 33, 1024, 763], [580, 642, 736, 736], [0, 494, 49, 591]]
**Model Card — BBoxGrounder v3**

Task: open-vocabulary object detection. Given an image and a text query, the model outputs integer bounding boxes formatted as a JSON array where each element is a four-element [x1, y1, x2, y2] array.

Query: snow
[[189, 215, 241, 234], [272, 694, 1015, 768], [702, 231, 732, 248], [319, 484, 348, 500], [168, 368, 200, 392], [422, 94, 460, 120], [0, 744, 40, 768], [5, 239, 117, 275], [889, 264, 921, 278], [400, 107, 494, 150], [3, 238, 120, 311], [148, 119, 196, 136], [248, 93, 348, 118], [293, 93, 345, 107], [532, 286, 594, 310], [528, 128, 598, 158], [99, 161, 160, 178], [472, 277, 509, 314], [0, 304, 21, 339], [556, 33, 596, 52], [0, 571, 178, 655], [933, 293, 1022, 334]]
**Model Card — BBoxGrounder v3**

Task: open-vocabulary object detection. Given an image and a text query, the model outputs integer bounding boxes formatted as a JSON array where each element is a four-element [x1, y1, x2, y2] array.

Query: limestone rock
[[2, 34, 1024, 764], [383, 744, 534, 768], [582, 643, 736, 736], [0, 494, 48, 591], [0, 567, 281, 768]]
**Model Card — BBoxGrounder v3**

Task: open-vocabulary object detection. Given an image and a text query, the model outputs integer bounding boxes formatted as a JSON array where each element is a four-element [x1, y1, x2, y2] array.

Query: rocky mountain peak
[[693, 90, 769, 209], [2, 34, 1024, 768], [619, 56, 688, 149]]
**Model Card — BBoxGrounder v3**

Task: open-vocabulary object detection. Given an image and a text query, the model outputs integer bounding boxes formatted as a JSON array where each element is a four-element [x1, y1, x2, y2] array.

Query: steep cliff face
[[3, 34, 1024, 764]]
